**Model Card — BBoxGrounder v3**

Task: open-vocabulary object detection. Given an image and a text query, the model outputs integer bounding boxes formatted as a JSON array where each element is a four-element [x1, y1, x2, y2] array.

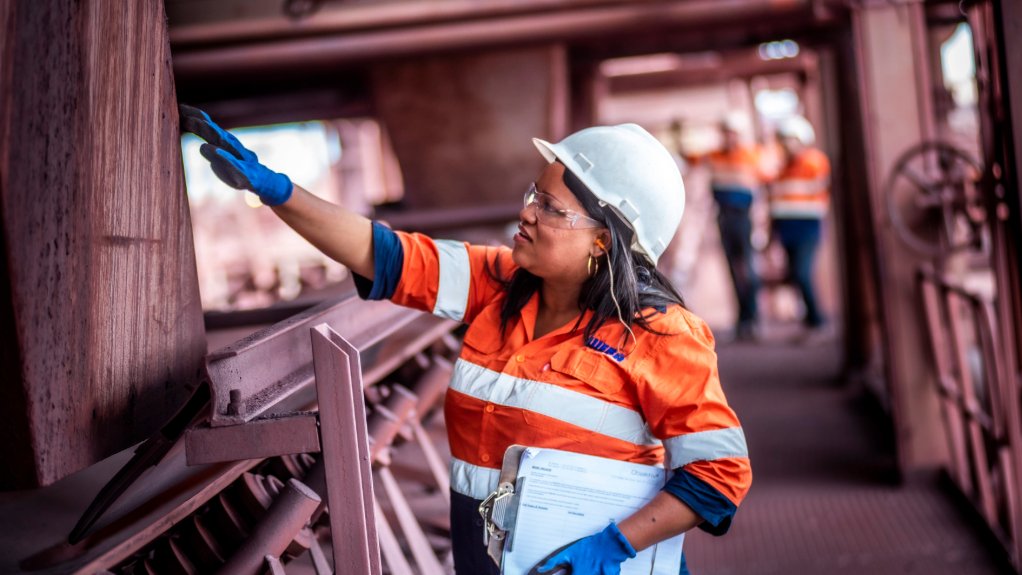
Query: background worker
[[768, 115, 831, 332], [699, 112, 771, 340], [181, 105, 752, 575]]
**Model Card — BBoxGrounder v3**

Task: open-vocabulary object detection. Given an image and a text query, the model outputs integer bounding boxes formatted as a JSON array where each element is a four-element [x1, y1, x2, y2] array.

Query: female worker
[[181, 105, 751, 575]]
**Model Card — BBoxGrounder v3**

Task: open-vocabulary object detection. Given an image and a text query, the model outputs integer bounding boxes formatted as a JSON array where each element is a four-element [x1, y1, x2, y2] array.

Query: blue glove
[[179, 104, 257, 163], [535, 522, 637, 575], [179, 105, 293, 206], [197, 143, 293, 206]]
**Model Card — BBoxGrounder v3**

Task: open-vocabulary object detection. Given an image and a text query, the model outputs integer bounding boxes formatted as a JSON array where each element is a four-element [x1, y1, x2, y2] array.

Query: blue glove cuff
[[258, 171, 293, 206], [605, 523, 638, 561]]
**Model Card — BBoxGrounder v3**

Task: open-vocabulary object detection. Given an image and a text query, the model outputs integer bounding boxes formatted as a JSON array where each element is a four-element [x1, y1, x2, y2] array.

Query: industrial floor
[[682, 327, 1015, 575]]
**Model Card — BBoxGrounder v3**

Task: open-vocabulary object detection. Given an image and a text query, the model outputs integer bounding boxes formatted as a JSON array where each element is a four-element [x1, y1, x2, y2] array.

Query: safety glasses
[[523, 183, 604, 230]]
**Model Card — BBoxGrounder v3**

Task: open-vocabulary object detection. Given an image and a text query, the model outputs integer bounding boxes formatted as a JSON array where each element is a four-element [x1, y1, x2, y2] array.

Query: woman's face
[[512, 161, 607, 285]]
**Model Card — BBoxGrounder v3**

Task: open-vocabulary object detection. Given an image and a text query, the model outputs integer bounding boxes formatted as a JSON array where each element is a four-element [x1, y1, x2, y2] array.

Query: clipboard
[[478, 445, 684, 575]]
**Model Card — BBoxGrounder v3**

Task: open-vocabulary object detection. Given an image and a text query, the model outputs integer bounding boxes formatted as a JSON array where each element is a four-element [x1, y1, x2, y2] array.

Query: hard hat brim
[[532, 137, 559, 164]]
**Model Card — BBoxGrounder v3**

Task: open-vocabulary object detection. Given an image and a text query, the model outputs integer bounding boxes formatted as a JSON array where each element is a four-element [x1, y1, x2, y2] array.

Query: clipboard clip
[[478, 480, 516, 545]]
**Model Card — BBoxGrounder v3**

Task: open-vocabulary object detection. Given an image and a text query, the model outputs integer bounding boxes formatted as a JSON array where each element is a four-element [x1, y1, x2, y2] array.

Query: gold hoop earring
[[588, 254, 599, 278]]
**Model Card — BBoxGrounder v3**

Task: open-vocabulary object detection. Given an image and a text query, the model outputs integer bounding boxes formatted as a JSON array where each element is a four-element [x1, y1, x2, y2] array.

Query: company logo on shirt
[[585, 336, 626, 362]]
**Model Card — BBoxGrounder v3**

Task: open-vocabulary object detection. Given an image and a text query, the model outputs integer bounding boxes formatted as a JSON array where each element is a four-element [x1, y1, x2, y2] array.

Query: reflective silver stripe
[[711, 175, 760, 191], [770, 200, 828, 219], [450, 456, 501, 500], [432, 240, 470, 322], [450, 359, 661, 446], [772, 178, 828, 196], [663, 427, 749, 469]]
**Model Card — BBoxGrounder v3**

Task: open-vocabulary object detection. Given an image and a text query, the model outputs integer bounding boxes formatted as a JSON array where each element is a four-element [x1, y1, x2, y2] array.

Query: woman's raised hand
[[179, 104, 293, 206]]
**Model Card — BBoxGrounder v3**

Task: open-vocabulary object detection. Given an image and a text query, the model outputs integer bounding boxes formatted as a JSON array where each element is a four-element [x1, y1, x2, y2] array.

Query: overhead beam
[[606, 51, 816, 94], [171, 0, 816, 80]]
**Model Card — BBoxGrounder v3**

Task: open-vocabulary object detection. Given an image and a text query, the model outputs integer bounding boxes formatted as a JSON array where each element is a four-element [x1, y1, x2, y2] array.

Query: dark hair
[[488, 163, 685, 349]]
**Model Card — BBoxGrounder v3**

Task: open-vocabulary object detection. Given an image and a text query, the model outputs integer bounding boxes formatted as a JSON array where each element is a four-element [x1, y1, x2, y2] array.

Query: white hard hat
[[777, 115, 816, 145], [533, 124, 685, 265], [721, 111, 751, 134]]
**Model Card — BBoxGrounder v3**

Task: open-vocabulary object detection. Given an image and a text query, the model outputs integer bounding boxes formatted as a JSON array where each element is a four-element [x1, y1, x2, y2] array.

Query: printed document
[[501, 447, 684, 575]]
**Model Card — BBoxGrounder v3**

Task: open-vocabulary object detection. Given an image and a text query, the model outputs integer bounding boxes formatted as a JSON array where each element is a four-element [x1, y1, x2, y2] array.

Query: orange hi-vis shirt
[[770, 148, 831, 220], [704, 145, 769, 207], [381, 230, 751, 508]]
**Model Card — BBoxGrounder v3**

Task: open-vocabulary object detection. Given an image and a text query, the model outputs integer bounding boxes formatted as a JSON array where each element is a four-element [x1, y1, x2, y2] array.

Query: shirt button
[[515, 354, 525, 363], [481, 453, 491, 463], [485, 404, 495, 413]]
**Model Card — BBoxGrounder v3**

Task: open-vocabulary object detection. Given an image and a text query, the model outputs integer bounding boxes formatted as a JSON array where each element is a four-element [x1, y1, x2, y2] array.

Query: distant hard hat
[[777, 115, 816, 145], [533, 124, 685, 265], [721, 112, 751, 134]]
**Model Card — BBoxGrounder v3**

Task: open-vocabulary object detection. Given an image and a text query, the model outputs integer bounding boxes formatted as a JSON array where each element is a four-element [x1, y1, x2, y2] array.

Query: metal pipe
[[219, 478, 321, 575]]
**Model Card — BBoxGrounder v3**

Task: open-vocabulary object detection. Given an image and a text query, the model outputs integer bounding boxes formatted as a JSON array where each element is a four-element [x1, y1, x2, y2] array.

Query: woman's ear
[[593, 233, 611, 256]]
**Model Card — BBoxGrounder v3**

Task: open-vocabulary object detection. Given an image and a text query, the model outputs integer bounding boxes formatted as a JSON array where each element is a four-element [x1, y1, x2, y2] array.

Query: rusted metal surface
[[184, 413, 321, 466], [312, 324, 382, 575], [0, 0, 205, 490], [219, 478, 321, 575]]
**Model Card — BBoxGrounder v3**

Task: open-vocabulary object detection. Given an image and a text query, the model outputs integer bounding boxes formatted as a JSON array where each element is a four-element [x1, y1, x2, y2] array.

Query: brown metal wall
[[371, 46, 568, 209], [0, 0, 205, 488]]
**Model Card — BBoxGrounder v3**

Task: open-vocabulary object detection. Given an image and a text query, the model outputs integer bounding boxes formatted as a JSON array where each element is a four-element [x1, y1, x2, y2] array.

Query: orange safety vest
[[770, 148, 831, 219], [389, 231, 752, 507], [706, 145, 768, 196]]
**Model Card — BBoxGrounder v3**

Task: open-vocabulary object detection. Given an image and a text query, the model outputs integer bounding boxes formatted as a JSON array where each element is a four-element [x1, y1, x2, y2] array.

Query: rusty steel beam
[[205, 294, 433, 427], [918, 273, 972, 494], [377, 466, 447, 575], [184, 413, 321, 466], [408, 359, 455, 500], [171, 0, 665, 45], [606, 51, 816, 94], [265, 554, 287, 575], [409, 419, 452, 503], [362, 317, 462, 385], [172, 0, 812, 80], [375, 498, 416, 575], [311, 324, 382, 575], [219, 478, 321, 575], [375, 203, 522, 235], [945, 290, 998, 525], [411, 356, 454, 417]]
